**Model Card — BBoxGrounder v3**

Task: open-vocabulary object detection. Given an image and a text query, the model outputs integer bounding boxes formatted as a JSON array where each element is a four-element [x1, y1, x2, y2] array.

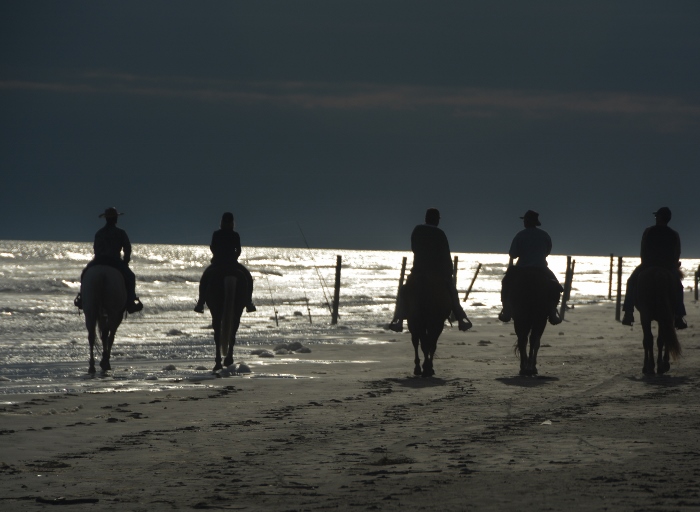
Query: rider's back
[[94, 224, 131, 262], [410, 224, 453, 278], [641, 224, 680, 269]]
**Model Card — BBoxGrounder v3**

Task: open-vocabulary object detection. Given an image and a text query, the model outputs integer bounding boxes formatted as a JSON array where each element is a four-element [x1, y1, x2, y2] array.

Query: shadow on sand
[[386, 376, 450, 388], [496, 375, 559, 387], [626, 374, 690, 388]]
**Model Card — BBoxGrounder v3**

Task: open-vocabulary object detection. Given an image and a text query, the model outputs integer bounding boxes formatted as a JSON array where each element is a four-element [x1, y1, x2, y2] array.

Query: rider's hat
[[653, 207, 672, 222], [520, 210, 541, 226], [99, 207, 124, 219]]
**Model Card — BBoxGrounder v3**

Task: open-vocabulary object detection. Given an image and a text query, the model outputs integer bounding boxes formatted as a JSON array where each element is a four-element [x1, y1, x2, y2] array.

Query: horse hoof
[[643, 367, 655, 375], [658, 363, 670, 375], [223, 357, 234, 368], [88, 366, 96, 375], [414, 366, 422, 376], [422, 369, 435, 378], [213, 363, 223, 373], [100, 361, 111, 371]]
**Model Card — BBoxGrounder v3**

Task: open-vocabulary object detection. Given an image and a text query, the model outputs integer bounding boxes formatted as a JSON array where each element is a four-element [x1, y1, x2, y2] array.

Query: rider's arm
[[122, 231, 132, 264]]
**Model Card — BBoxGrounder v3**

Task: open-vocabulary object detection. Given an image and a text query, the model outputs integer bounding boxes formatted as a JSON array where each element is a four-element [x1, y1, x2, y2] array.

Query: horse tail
[[657, 270, 682, 360], [220, 275, 238, 358]]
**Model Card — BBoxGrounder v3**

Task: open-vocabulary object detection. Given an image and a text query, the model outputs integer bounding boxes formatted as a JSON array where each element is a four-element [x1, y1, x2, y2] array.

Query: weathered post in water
[[393, 257, 407, 320], [615, 256, 623, 321], [331, 255, 342, 325], [463, 263, 482, 302], [695, 265, 699, 301], [450, 256, 459, 322], [559, 257, 575, 320], [608, 253, 614, 300]]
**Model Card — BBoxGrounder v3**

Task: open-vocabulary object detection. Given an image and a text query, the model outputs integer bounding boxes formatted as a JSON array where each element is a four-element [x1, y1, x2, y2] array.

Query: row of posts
[[323, 254, 699, 325]]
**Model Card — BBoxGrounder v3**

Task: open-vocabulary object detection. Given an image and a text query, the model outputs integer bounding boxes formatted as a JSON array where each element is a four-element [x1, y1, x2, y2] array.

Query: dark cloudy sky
[[2, 1, 699, 256]]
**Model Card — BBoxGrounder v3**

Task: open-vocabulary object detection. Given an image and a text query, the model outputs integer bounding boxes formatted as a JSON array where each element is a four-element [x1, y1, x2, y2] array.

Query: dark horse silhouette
[[81, 265, 126, 374], [204, 265, 249, 372], [404, 273, 452, 377], [636, 266, 681, 375], [510, 267, 561, 376]]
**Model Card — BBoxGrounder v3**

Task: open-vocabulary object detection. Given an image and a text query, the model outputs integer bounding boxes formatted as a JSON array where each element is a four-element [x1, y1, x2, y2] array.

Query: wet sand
[[1, 294, 699, 511]]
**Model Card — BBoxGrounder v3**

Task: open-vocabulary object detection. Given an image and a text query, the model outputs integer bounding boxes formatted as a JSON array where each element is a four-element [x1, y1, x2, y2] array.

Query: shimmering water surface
[[1, 240, 696, 395]]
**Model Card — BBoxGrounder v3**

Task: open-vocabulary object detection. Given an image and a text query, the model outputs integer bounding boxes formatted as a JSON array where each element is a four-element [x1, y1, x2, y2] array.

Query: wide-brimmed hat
[[520, 210, 541, 226], [99, 207, 124, 219], [653, 207, 672, 221]]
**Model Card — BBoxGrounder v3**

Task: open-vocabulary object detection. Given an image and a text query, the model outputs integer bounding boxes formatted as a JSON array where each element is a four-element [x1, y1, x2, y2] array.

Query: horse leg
[[100, 330, 115, 372], [223, 332, 236, 368], [421, 331, 437, 378], [527, 317, 546, 376], [657, 324, 671, 375], [421, 342, 434, 377], [411, 329, 422, 376], [514, 320, 530, 376], [87, 325, 97, 375], [212, 325, 223, 372], [641, 319, 655, 375]]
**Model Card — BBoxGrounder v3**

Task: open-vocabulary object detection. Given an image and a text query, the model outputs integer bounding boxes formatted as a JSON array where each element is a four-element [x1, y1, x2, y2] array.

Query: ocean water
[[1, 240, 697, 395]]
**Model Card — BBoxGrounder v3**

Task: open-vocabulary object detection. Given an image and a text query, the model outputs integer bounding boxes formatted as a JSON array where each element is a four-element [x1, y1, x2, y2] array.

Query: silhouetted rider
[[74, 207, 143, 313], [622, 207, 687, 329], [194, 212, 255, 314], [499, 210, 562, 325], [389, 208, 472, 332]]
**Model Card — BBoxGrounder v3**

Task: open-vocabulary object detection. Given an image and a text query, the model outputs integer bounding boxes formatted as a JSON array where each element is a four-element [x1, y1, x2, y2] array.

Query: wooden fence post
[[450, 256, 459, 321], [463, 263, 482, 302], [608, 253, 614, 300], [331, 255, 342, 325], [393, 257, 407, 320], [559, 257, 575, 320], [615, 256, 623, 321], [695, 265, 699, 302]]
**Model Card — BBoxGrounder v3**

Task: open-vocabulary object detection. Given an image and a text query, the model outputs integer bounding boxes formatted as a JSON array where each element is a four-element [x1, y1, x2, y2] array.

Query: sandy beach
[[1, 294, 699, 511]]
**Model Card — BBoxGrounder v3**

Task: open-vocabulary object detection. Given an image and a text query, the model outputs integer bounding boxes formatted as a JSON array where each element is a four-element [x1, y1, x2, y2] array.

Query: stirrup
[[458, 317, 472, 331], [246, 303, 257, 313], [194, 301, 205, 314], [498, 310, 511, 323], [74, 293, 83, 310]]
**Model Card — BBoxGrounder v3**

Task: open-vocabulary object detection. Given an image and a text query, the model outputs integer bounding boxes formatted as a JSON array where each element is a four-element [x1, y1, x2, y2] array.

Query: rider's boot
[[127, 297, 143, 314], [621, 311, 634, 326], [246, 302, 257, 313], [548, 305, 562, 325], [675, 316, 688, 330], [458, 315, 473, 331], [498, 307, 511, 323], [194, 298, 205, 314], [388, 318, 403, 332], [74, 293, 83, 310]]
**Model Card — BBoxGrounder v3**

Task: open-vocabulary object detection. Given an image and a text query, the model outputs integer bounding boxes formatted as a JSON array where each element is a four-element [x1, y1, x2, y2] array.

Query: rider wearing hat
[[499, 210, 562, 325], [194, 212, 255, 314], [622, 207, 687, 329], [74, 207, 143, 314], [389, 208, 472, 333]]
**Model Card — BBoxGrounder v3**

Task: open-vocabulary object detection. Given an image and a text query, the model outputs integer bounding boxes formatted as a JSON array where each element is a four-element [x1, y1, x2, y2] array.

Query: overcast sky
[[2, 1, 698, 256]]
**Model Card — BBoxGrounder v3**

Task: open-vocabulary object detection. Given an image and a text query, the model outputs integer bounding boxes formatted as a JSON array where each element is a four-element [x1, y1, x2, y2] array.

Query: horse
[[509, 267, 560, 376], [204, 265, 249, 372], [81, 265, 126, 374], [404, 273, 452, 377], [636, 266, 681, 375]]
